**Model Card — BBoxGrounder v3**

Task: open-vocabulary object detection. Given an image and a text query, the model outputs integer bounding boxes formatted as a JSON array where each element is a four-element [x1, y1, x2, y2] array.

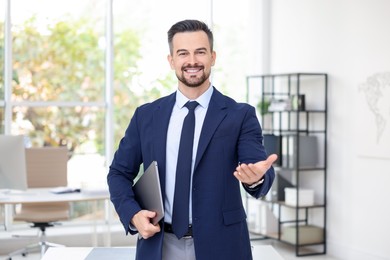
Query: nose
[[187, 53, 198, 64]]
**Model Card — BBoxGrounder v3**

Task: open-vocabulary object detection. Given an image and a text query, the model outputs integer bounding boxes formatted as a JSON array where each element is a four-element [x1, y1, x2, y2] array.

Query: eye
[[196, 50, 206, 55], [178, 51, 188, 56]]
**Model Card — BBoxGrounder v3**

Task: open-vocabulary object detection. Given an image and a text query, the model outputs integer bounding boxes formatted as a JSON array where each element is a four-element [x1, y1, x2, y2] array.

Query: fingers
[[144, 210, 157, 219], [234, 163, 259, 184], [266, 154, 278, 166], [233, 154, 278, 185], [132, 210, 161, 239], [250, 154, 278, 171]]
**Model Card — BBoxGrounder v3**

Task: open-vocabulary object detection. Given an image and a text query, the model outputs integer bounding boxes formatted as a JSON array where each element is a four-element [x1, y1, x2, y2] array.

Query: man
[[107, 19, 277, 260]]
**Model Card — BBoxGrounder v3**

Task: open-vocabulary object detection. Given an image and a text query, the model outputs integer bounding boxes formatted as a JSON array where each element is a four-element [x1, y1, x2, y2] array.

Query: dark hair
[[167, 19, 214, 54]]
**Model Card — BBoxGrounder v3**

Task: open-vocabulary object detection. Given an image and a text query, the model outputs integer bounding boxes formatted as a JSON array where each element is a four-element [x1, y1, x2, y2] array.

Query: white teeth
[[186, 69, 199, 73]]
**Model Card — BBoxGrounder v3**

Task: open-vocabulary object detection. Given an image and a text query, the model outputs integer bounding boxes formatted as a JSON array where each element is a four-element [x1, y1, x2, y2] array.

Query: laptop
[[133, 161, 164, 225]]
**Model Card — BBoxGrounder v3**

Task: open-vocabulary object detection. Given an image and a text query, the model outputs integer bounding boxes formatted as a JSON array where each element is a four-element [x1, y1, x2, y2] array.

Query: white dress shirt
[[164, 85, 213, 224]]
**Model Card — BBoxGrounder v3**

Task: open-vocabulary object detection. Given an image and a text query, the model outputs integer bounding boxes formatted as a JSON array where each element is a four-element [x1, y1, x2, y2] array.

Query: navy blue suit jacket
[[108, 87, 275, 260]]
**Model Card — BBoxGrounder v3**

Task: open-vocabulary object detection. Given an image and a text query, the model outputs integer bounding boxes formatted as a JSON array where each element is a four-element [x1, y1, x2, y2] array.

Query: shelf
[[263, 109, 326, 113], [250, 229, 325, 246], [274, 167, 326, 171], [260, 200, 325, 209], [262, 129, 326, 134], [247, 72, 327, 78], [246, 72, 327, 257], [249, 231, 279, 240]]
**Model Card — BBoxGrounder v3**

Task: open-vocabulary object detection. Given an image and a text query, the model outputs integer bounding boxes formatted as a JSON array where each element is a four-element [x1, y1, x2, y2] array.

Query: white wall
[[269, 0, 390, 259]]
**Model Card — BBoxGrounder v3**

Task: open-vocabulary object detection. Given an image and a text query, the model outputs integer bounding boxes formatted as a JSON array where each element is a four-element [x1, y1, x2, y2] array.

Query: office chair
[[7, 147, 70, 260]]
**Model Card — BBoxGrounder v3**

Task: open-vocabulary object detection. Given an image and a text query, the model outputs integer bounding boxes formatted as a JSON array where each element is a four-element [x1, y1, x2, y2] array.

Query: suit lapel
[[152, 89, 228, 180], [153, 93, 176, 192], [194, 89, 227, 170]]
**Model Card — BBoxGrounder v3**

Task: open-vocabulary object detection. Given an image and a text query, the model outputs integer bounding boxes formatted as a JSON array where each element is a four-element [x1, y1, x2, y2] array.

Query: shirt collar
[[175, 84, 214, 109]]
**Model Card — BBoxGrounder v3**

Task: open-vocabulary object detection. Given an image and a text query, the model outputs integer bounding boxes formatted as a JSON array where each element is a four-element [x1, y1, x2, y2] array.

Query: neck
[[178, 82, 211, 100]]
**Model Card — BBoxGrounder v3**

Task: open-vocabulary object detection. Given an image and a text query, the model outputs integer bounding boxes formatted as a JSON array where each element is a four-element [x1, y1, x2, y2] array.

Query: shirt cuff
[[245, 176, 265, 189], [129, 222, 137, 232]]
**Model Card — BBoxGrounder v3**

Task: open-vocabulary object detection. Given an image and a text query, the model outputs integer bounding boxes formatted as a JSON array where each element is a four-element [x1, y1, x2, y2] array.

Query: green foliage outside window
[[0, 16, 175, 154]]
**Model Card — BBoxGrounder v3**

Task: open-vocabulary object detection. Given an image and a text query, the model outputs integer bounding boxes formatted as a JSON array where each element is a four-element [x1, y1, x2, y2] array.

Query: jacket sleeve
[[107, 108, 143, 235], [237, 105, 275, 199]]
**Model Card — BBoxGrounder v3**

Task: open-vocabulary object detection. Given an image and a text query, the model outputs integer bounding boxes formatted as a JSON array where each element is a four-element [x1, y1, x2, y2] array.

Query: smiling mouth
[[183, 66, 204, 74]]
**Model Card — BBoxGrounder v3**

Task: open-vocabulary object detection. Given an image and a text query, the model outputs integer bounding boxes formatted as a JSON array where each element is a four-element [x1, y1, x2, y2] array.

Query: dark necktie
[[172, 101, 199, 239]]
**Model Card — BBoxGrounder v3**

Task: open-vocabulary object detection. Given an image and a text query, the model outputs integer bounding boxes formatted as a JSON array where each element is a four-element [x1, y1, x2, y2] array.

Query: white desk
[[42, 245, 284, 260], [0, 188, 111, 245], [0, 188, 109, 204]]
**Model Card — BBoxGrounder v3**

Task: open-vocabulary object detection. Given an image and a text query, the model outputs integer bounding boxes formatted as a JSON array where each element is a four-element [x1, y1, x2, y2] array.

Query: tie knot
[[184, 101, 199, 111]]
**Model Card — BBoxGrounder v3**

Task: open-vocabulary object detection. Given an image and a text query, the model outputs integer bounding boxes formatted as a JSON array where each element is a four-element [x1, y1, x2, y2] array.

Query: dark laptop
[[133, 161, 164, 225]]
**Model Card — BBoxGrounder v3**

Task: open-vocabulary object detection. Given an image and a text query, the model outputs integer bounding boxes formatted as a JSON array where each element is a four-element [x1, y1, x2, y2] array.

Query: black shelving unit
[[246, 73, 327, 256]]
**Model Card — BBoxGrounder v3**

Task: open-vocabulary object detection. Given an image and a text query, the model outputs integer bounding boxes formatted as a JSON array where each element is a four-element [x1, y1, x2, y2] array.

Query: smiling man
[[107, 19, 277, 260], [168, 29, 215, 91]]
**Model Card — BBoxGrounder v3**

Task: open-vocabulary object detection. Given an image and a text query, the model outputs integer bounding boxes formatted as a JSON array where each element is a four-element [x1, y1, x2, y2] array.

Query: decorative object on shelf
[[282, 135, 319, 169], [257, 99, 271, 115], [284, 187, 314, 206], [268, 98, 292, 112], [263, 134, 282, 166], [281, 225, 324, 245], [291, 94, 306, 111], [267, 95, 305, 112]]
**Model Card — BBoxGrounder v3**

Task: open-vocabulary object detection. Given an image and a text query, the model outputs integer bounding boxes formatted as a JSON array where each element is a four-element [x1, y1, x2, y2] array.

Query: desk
[[42, 245, 284, 260], [0, 188, 111, 246], [0, 188, 109, 204]]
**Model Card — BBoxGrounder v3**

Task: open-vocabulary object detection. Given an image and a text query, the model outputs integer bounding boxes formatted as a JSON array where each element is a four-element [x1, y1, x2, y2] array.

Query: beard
[[176, 65, 210, 88]]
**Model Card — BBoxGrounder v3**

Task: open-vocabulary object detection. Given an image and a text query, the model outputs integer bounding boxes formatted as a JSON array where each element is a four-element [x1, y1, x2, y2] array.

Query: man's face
[[168, 31, 216, 88]]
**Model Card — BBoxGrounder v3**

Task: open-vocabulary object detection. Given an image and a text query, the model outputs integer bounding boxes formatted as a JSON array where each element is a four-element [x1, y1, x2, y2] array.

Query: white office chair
[[7, 147, 70, 260]]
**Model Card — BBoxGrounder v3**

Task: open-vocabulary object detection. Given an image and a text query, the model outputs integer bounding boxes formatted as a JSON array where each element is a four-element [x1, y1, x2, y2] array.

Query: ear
[[167, 54, 174, 69], [211, 51, 216, 66]]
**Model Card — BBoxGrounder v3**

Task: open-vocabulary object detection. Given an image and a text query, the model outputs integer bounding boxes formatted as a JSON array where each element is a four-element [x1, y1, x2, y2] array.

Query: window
[[0, 0, 5, 133], [10, 0, 106, 186]]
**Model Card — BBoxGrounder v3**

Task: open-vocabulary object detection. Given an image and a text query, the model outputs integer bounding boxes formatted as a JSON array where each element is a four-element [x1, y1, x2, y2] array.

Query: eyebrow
[[176, 47, 208, 54], [195, 47, 208, 52]]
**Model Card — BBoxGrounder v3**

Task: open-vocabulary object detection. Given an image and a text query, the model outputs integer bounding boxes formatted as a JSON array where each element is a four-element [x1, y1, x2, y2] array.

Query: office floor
[[1, 240, 339, 260]]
